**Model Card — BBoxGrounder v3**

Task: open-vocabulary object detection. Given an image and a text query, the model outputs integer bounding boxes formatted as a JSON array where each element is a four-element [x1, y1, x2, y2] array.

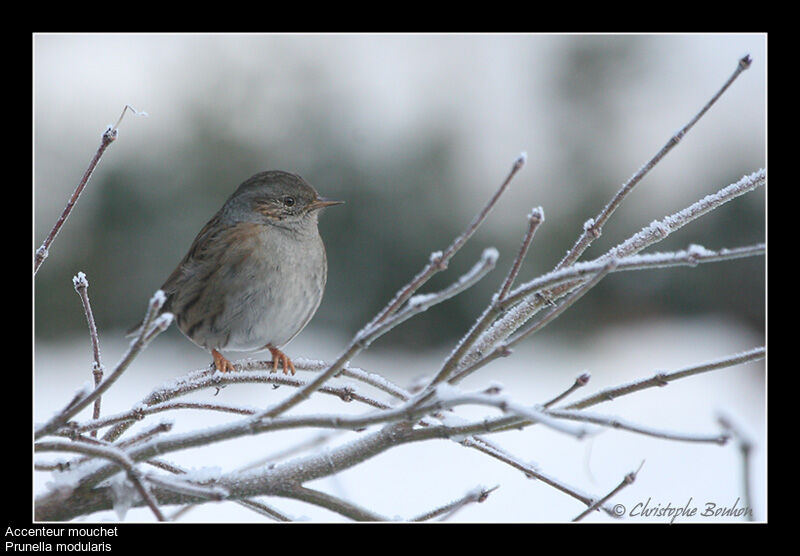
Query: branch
[[543, 372, 592, 408], [72, 272, 105, 436], [462, 169, 765, 371], [34, 105, 146, 274], [564, 346, 765, 410], [547, 408, 729, 444], [411, 485, 499, 522], [717, 412, 757, 521], [555, 54, 752, 270], [572, 461, 644, 522], [279, 485, 389, 521], [35, 291, 172, 439], [35, 439, 165, 522]]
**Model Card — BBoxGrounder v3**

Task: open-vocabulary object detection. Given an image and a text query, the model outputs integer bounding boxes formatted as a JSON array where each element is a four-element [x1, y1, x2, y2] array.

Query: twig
[[411, 485, 499, 522], [718, 412, 756, 521], [72, 272, 104, 436], [369, 152, 526, 328], [463, 169, 765, 370], [449, 259, 616, 385], [142, 472, 228, 502], [429, 208, 545, 390], [35, 439, 166, 522], [565, 346, 765, 410], [354, 247, 498, 346], [500, 243, 765, 312], [467, 346, 765, 436], [34, 105, 146, 275], [543, 372, 591, 408], [497, 207, 544, 300], [547, 408, 729, 444], [254, 244, 500, 421], [93, 367, 394, 442], [231, 499, 293, 522], [556, 54, 752, 271], [116, 422, 174, 449], [572, 461, 644, 522], [279, 485, 389, 521], [35, 291, 172, 440], [460, 436, 618, 516]]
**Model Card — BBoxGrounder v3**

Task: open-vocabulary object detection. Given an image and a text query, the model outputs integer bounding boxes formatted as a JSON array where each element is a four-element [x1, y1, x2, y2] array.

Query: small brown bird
[[133, 170, 342, 375]]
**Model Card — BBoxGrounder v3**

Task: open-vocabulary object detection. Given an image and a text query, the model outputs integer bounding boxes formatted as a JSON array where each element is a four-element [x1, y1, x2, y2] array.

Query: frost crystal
[[150, 289, 167, 307], [408, 293, 437, 308], [109, 474, 139, 520], [481, 247, 499, 264], [72, 271, 88, 289]]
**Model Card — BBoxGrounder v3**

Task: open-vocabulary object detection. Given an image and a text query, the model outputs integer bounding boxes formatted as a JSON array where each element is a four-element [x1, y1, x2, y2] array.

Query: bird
[[131, 170, 342, 375]]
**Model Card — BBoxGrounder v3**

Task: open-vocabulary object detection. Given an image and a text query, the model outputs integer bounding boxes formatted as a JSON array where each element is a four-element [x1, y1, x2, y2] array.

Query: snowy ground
[[33, 316, 765, 523]]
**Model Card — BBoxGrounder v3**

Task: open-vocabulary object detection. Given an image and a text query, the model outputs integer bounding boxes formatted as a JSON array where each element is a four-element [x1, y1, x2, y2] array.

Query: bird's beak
[[310, 197, 345, 210]]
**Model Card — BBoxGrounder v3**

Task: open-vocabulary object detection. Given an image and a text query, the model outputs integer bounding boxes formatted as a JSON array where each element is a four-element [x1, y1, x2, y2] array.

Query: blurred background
[[33, 34, 766, 522]]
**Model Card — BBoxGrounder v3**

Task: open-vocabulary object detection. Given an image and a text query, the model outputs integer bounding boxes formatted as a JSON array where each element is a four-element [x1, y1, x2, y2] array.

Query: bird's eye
[[283, 196, 296, 207]]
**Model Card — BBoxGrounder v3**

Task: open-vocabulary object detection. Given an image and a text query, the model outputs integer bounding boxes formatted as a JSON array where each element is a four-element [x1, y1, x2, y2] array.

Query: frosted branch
[[572, 461, 644, 522], [34, 105, 146, 275], [35, 291, 171, 440], [556, 54, 752, 271], [565, 346, 765, 410], [411, 485, 499, 522], [35, 439, 165, 522], [462, 169, 764, 371]]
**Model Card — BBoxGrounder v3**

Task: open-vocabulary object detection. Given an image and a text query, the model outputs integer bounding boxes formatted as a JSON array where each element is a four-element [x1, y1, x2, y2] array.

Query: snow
[[108, 474, 139, 521], [72, 271, 88, 289], [481, 246, 499, 265], [34, 318, 765, 523], [428, 250, 443, 263]]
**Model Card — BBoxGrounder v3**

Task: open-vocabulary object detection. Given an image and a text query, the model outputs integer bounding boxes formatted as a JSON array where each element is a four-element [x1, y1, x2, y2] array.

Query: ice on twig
[[150, 289, 167, 309], [72, 271, 89, 289], [407, 293, 438, 308], [109, 474, 139, 520], [153, 312, 174, 330], [481, 247, 499, 265]]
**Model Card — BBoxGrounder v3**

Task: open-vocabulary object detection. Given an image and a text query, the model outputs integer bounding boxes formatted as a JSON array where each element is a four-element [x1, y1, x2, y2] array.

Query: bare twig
[[543, 372, 591, 408], [411, 485, 499, 522], [35, 291, 172, 440], [556, 54, 752, 271], [565, 347, 765, 410], [72, 272, 104, 436], [34, 105, 146, 275], [279, 485, 389, 521], [461, 436, 618, 516], [547, 408, 729, 444], [572, 461, 644, 522], [35, 439, 165, 522], [718, 412, 756, 521], [369, 152, 526, 327], [463, 169, 765, 370], [498, 207, 544, 300], [449, 259, 616, 385]]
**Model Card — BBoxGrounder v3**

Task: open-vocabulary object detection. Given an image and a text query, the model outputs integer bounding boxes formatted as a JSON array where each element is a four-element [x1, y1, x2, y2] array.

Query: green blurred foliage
[[34, 36, 765, 349]]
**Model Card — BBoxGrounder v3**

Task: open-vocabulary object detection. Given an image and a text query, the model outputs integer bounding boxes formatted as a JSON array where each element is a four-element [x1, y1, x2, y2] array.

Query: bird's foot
[[211, 349, 237, 373], [269, 346, 296, 375]]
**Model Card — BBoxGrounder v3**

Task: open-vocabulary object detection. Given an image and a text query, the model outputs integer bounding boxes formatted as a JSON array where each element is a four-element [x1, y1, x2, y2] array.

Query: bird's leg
[[268, 346, 296, 375], [211, 349, 237, 373]]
